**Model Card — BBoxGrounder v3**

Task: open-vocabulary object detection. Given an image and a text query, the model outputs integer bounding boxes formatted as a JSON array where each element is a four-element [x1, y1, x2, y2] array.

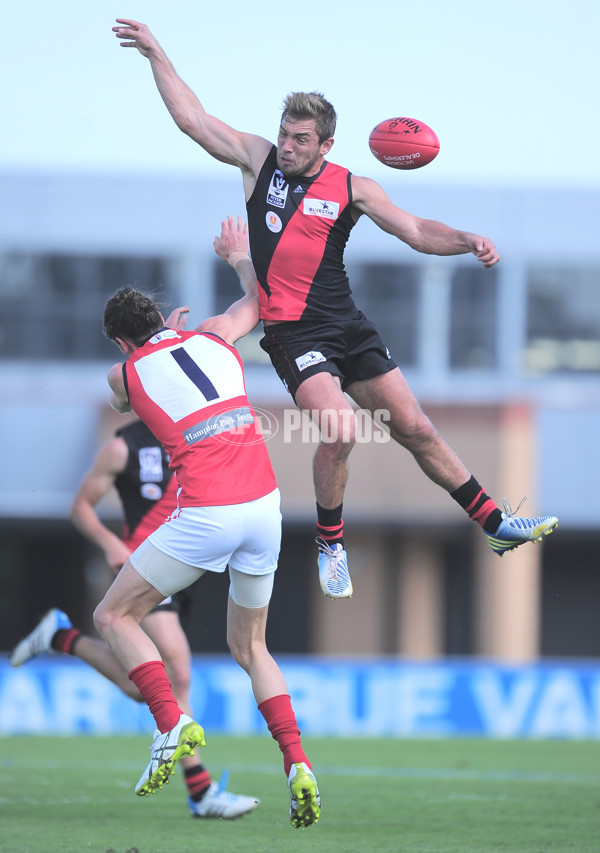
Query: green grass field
[[1, 735, 598, 853]]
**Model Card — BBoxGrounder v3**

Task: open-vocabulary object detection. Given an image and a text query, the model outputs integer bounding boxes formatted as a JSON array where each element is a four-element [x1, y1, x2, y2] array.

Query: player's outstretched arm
[[112, 19, 271, 177], [352, 175, 500, 268], [197, 215, 260, 344]]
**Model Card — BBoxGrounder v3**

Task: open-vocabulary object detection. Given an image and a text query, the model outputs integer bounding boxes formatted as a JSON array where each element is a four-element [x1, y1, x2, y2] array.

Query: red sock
[[184, 765, 212, 801], [52, 628, 81, 655], [258, 694, 309, 776], [128, 660, 183, 733]]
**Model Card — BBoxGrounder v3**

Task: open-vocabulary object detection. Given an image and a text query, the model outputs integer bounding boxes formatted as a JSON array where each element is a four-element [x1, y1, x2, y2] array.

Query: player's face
[[277, 117, 332, 178]]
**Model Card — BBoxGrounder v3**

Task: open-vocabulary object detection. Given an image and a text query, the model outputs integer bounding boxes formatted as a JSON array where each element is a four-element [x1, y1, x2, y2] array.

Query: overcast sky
[[2, 0, 599, 189]]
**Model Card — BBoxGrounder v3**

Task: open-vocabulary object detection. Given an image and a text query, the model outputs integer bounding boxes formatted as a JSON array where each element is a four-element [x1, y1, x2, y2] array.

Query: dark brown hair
[[103, 287, 164, 346]]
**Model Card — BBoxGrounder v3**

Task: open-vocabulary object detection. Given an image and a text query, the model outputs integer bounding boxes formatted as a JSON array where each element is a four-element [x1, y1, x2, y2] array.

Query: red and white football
[[369, 117, 440, 170]]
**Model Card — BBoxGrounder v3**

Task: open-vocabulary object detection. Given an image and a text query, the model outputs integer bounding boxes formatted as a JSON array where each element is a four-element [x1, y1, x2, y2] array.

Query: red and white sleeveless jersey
[[124, 328, 277, 507]]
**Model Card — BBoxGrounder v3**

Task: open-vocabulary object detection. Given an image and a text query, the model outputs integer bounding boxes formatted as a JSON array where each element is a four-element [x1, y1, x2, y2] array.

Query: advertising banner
[[1, 657, 599, 738]]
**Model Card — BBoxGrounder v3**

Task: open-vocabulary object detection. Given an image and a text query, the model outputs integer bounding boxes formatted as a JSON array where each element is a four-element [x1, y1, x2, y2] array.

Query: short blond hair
[[281, 92, 337, 142]]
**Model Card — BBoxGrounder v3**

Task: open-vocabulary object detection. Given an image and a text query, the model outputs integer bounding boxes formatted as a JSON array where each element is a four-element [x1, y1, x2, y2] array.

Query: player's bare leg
[[348, 369, 558, 554], [295, 373, 355, 599], [69, 635, 142, 698], [93, 561, 166, 671], [94, 563, 205, 797], [143, 606, 260, 818], [227, 594, 320, 827], [347, 368, 470, 491]]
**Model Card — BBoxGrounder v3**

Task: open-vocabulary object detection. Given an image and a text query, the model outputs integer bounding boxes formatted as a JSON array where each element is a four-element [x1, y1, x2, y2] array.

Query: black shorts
[[259, 311, 397, 400]]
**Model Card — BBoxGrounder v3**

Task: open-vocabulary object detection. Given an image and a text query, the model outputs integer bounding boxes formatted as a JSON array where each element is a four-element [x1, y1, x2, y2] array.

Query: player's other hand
[[113, 19, 158, 57], [470, 236, 500, 269], [213, 215, 250, 264], [105, 540, 132, 575], [165, 306, 190, 330]]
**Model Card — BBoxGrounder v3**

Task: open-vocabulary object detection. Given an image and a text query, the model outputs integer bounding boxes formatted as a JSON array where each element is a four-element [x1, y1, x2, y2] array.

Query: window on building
[[349, 262, 420, 367], [0, 252, 173, 360], [524, 266, 600, 373], [449, 265, 498, 370]]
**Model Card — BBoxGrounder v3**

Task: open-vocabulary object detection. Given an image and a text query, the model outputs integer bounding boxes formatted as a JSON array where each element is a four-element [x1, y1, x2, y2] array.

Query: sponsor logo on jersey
[[149, 329, 180, 344], [296, 350, 326, 371], [266, 211, 283, 233], [267, 170, 289, 208], [293, 185, 305, 193], [183, 406, 255, 445], [140, 482, 163, 500], [303, 198, 340, 220]]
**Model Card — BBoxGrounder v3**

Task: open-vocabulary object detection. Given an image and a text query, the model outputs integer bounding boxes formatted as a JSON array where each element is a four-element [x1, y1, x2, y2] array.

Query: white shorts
[[129, 488, 281, 606], [131, 545, 275, 608]]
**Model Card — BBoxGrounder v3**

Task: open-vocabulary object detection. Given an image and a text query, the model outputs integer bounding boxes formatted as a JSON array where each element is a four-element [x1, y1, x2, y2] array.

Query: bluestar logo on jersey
[[303, 198, 339, 220]]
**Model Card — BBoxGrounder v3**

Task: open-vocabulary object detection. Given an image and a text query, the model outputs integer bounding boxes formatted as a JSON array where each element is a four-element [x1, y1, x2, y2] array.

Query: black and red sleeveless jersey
[[114, 419, 178, 550], [247, 146, 359, 321]]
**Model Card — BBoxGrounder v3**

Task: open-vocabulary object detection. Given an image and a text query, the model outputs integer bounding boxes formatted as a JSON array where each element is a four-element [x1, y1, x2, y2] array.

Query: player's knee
[[319, 409, 356, 456], [391, 411, 437, 449], [92, 600, 111, 639]]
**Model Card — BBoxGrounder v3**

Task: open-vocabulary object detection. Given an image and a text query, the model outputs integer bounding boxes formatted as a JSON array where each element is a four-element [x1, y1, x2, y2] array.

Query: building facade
[[1, 171, 599, 660]]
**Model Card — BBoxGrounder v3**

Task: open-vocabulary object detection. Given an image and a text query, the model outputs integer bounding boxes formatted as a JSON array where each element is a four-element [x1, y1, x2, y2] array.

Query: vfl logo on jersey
[[139, 447, 163, 482], [149, 329, 180, 345], [267, 170, 289, 208], [266, 211, 282, 233], [303, 198, 339, 220], [296, 350, 326, 371]]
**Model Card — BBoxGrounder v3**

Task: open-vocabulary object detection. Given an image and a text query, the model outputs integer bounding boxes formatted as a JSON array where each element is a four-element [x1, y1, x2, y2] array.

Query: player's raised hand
[[164, 306, 190, 330], [213, 216, 250, 265], [112, 19, 158, 57]]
